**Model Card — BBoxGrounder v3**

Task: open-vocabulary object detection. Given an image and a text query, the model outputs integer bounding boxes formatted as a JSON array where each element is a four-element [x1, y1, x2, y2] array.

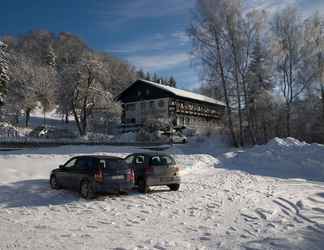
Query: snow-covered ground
[[0, 138, 324, 249]]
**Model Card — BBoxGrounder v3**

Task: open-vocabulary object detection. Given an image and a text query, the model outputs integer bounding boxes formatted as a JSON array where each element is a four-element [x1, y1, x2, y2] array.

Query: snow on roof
[[138, 79, 226, 106]]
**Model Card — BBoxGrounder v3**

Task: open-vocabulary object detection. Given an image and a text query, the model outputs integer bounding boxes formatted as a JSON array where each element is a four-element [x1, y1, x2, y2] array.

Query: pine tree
[[137, 69, 145, 79], [0, 41, 9, 105], [145, 72, 151, 81], [169, 76, 177, 87], [46, 44, 56, 67], [152, 73, 158, 83], [247, 36, 271, 96], [246, 35, 272, 143]]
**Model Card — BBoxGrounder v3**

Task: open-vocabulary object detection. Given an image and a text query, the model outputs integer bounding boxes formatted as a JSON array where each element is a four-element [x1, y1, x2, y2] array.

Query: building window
[[149, 101, 154, 108], [137, 91, 142, 97], [141, 102, 146, 110], [158, 100, 164, 108], [126, 103, 136, 111], [146, 89, 150, 95]]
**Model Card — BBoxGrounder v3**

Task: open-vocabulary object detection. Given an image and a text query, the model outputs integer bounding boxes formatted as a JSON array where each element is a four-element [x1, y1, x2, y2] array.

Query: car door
[[56, 158, 78, 189], [133, 155, 145, 180], [69, 157, 93, 190], [150, 155, 177, 179], [125, 155, 134, 168]]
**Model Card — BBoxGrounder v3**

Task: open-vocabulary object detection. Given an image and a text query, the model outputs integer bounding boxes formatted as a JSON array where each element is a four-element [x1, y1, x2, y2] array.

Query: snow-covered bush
[[29, 126, 77, 139], [0, 122, 20, 137]]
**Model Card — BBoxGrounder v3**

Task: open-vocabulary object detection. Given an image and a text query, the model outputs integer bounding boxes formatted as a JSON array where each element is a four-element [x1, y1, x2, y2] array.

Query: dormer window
[[137, 91, 142, 97]]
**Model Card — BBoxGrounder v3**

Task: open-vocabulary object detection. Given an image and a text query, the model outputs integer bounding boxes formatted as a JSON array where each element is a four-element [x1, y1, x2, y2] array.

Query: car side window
[[76, 158, 92, 171], [64, 158, 77, 168], [135, 156, 145, 164], [125, 156, 134, 164]]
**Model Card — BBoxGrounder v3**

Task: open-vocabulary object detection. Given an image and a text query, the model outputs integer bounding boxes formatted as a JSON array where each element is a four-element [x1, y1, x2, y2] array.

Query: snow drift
[[224, 137, 324, 181]]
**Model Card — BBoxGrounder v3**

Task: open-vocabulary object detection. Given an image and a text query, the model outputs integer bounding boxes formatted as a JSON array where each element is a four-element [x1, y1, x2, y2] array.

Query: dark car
[[50, 155, 135, 199], [125, 153, 181, 193]]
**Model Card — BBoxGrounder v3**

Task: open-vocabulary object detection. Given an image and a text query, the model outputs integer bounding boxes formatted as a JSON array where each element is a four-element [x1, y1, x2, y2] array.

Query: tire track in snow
[[271, 196, 324, 234]]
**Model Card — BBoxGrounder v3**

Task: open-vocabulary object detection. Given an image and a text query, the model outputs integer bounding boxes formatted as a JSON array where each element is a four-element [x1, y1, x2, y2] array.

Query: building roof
[[117, 79, 226, 106]]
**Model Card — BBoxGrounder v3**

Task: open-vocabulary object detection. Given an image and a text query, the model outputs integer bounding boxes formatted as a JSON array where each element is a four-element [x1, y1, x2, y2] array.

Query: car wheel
[[138, 179, 149, 193], [50, 175, 60, 189], [80, 180, 95, 199], [168, 184, 180, 191]]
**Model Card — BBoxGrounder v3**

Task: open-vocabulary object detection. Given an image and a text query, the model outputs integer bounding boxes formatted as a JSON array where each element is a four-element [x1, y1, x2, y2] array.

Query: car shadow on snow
[[0, 180, 173, 208], [0, 179, 80, 208]]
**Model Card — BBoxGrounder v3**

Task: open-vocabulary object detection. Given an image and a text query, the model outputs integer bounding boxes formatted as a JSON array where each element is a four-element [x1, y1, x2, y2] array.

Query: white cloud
[[171, 32, 190, 45], [95, 0, 194, 28], [127, 53, 192, 71], [106, 31, 190, 54]]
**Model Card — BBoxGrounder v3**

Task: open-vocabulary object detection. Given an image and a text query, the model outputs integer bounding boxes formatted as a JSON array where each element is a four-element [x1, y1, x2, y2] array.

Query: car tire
[[80, 180, 95, 199], [138, 179, 149, 193], [168, 183, 180, 191], [50, 175, 61, 189]]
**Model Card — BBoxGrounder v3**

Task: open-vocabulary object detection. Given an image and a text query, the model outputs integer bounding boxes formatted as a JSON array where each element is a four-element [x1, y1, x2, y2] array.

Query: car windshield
[[100, 159, 128, 170], [150, 155, 175, 166]]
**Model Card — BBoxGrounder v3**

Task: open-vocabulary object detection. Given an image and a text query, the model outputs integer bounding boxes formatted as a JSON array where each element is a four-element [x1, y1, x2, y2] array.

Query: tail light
[[174, 166, 180, 176], [144, 165, 153, 174], [127, 168, 135, 183], [94, 168, 104, 183]]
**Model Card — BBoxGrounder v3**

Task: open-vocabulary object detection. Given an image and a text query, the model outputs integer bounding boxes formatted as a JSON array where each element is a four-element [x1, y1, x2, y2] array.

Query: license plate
[[160, 177, 173, 182], [112, 175, 124, 180]]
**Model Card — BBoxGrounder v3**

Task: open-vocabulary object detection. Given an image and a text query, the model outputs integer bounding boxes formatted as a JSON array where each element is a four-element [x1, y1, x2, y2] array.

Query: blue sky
[[0, 0, 197, 90], [0, 0, 322, 90]]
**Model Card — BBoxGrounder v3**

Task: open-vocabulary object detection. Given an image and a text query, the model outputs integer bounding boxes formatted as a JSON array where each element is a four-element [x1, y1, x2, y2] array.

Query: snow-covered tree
[[46, 44, 56, 68], [0, 41, 9, 105], [271, 6, 317, 136]]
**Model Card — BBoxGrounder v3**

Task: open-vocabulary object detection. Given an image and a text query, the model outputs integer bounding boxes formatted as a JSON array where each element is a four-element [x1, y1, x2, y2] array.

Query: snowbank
[[224, 137, 324, 181], [113, 132, 136, 143]]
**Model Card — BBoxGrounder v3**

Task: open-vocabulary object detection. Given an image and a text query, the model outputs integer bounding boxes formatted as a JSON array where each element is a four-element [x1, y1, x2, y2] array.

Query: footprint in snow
[[60, 234, 73, 238], [86, 225, 98, 229], [81, 234, 92, 238], [240, 234, 249, 239], [140, 210, 151, 214], [199, 236, 211, 241]]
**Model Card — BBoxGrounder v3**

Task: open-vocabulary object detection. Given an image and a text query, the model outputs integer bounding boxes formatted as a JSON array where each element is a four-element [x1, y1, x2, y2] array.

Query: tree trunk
[[262, 114, 268, 144], [43, 111, 46, 127], [215, 35, 238, 147], [242, 79, 256, 145], [65, 113, 69, 123], [14, 112, 20, 125], [25, 109, 31, 127], [235, 81, 244, 146], [80, 96, 88, 136], [286, 102, 291, 137], [321, 86, 324, 121], [230, 34, 244, 146], [72, 103, 83, 136]]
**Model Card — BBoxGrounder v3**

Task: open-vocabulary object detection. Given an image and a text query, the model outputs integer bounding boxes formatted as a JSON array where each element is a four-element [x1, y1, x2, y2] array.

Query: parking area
[[0, 143, 324, 250]]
